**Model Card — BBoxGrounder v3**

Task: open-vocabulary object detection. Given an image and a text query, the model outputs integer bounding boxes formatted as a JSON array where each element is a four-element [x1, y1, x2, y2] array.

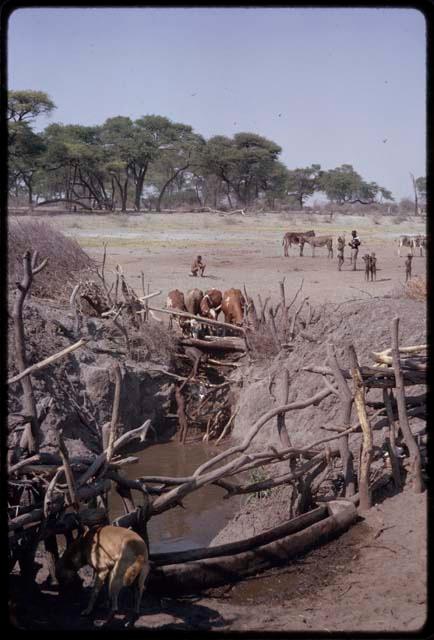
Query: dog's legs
[[108, 564, 124, 615], [81, 571, 108, 616], [135, 564, 150, 614]]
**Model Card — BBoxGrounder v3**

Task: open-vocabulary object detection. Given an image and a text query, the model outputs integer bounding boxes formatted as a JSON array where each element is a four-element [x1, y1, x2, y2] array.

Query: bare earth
[[12, 210, 428, 633]]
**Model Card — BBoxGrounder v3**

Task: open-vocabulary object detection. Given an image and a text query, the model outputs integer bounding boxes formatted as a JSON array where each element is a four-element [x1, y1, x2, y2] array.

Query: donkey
[[303, 235, 333, 258]]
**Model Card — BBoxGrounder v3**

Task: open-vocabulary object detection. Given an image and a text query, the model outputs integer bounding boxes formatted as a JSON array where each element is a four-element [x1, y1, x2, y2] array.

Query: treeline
[[7, 90, 426, 213]]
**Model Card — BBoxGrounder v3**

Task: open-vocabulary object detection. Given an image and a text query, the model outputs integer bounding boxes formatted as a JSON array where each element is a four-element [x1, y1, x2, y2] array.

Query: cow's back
[[185, 288, 204, 315], [222, 288, 245, 325], [166, 289, 186, 310]]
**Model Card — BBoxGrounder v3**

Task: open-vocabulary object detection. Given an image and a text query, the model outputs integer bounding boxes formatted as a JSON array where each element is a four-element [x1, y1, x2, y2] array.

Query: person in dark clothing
[[348, 230, 361, 270]]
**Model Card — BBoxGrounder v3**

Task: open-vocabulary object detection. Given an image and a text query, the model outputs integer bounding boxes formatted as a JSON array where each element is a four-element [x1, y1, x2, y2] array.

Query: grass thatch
[[404, 276, 426, 301], [8, 219, 94, 300]]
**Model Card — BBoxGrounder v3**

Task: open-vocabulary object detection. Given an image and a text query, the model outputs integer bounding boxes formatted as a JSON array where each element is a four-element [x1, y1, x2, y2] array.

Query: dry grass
[[404, 276, 426, 301], [8, 219, 94, 300]]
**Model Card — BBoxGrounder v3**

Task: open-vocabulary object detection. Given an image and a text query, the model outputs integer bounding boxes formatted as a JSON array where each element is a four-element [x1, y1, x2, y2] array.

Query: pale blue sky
[[8, 7, 426, 201]]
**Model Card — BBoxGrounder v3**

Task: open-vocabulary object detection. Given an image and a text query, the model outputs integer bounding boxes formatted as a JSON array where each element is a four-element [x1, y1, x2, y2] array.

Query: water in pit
[[109, 440, 244, 554]]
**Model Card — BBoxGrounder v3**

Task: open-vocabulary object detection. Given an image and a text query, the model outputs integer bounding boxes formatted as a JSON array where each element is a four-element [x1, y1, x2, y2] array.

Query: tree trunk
[[134, 166, 147, 212], [156, 165, 189, 212], [13, 251, 46, 454], [410, 173, 419, 216]]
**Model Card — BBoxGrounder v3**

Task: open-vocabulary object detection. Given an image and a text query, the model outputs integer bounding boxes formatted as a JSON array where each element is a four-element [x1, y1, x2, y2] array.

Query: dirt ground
[[9, 210, 428, 634], [28, 209, 426, 307]]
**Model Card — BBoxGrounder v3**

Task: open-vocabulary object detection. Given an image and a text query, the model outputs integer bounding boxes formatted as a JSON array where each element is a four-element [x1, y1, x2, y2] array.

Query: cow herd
[[166, 286, 253, 336]]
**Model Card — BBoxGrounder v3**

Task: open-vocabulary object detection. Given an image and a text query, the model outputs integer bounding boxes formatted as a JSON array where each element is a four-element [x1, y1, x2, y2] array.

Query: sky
[[7, 7, 426, 202]]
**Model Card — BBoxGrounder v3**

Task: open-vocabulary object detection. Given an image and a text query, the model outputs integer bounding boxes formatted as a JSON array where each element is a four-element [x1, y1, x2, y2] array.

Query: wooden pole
[[276, 368, 291, 448], [390, 317, 424, 493], [348, 344, 373, 511], [326, 343, 356, 496], [382, 388, 402, 490], [57, 429, 80, 510]]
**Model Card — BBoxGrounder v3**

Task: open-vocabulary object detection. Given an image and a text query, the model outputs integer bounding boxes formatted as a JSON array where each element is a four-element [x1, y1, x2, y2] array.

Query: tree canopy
[[318, 164, 393, 205], [8, 89, 399, 212]]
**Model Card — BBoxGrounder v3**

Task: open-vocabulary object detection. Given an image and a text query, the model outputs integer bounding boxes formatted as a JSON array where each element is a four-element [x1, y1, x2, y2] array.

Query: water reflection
[[109, 440, 243, 554]]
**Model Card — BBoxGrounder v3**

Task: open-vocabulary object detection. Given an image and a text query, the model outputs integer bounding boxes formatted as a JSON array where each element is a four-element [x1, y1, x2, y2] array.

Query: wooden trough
[[143, 501, 358, 595]]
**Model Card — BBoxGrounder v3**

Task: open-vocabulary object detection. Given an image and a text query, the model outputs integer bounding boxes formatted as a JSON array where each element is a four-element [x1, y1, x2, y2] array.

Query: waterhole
[[109, 440, 244, 554]]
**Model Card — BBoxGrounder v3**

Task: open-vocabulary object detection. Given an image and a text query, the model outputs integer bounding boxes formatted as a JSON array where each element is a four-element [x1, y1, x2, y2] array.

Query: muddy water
[[109, 441, 244, 554]]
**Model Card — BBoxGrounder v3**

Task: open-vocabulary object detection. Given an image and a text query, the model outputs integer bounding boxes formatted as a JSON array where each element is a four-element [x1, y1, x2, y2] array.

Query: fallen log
[[147, 501, 357, 595], [7, 338, 89, 385], [150, 505, 328, 566], [180, 337, 246, 352], [148, 305, 246, 336]]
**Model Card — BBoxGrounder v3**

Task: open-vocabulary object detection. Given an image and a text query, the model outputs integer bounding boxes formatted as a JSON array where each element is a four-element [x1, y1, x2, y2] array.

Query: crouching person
[[191, 255, 206, 277]]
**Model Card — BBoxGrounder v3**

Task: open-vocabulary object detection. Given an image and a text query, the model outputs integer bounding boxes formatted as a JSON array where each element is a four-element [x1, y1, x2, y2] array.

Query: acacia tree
[[410, 173, 426, 216], [286, 164, 322, 209], [8, 90, 56, 205], [8, 123, 46, 205], [319, 164, 393, 205], [150, 128, 205, 211], [7, 90, 55, 124], [41, 123, 113, 209], [202, 133, 282, 207]]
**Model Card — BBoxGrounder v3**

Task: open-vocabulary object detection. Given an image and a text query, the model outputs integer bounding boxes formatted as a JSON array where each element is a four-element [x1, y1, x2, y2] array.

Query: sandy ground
[[34, 210, 427, 307], [9, 210, 428, 634]]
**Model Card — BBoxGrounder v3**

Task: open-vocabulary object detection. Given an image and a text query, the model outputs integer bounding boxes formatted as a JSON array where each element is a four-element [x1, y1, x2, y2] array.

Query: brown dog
[[56, 525, 150, 619]]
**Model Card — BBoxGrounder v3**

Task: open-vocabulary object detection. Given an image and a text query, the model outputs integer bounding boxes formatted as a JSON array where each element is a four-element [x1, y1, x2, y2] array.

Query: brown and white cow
[[221, 288, 246, 326], [166, 289, 188, 332], [282, 230, 315, 257], [199, 288, 222, 320], [166, 289, 186, 313]]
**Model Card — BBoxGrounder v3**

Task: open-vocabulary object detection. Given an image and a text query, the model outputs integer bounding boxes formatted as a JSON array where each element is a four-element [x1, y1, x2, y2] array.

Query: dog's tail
[[124, 555, 146, 587]]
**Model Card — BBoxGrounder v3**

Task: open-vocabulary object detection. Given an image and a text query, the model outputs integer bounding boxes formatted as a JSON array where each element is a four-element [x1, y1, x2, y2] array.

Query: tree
[[7, 90, 55, 123], [202, 133, 282, 207], [286, 164, 322, 209], [135, 116, 204, 212], [42, 123, 113, 210], [150, 129, 205, 211], [410, 174, 426, 215], [8, 122, 46, 205], [319, 164, 393, 205], [415, 176, 426, 200]]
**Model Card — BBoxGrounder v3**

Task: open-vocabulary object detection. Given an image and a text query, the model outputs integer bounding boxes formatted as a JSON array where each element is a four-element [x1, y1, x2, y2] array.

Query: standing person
[[191, 255, 206, 277], [405, 254, 413, 282], [348, 230, 361, 271], [337, 236, 345, 271]]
